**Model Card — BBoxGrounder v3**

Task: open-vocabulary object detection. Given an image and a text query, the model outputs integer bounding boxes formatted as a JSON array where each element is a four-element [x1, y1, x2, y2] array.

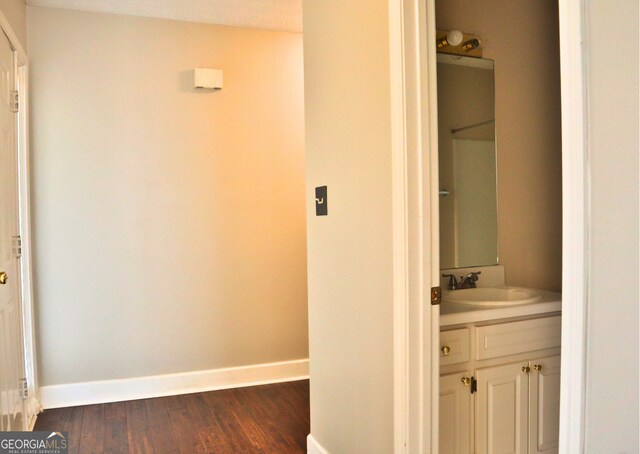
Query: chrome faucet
[[442, 271, 482, 290]]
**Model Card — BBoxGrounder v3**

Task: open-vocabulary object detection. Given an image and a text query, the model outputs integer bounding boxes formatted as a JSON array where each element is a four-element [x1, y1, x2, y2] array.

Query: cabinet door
[[529, 355, 561, 453], [475, 361, 529, 454], [440, 372, 472, 454]]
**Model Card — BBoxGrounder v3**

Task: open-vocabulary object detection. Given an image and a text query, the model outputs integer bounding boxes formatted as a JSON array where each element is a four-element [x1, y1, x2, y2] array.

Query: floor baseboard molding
[[40, 358, 309, 409], [27, 395, 43, 430], [307, 434, 330, 454]]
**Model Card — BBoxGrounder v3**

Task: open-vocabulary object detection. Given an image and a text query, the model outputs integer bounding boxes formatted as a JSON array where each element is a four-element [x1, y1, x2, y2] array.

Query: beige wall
[[303, 0, 394, 452], [28, 7, 308, 386], [0, 0, 25, 49], [583, 0, 639, 451], [436, 0, 562, 291]]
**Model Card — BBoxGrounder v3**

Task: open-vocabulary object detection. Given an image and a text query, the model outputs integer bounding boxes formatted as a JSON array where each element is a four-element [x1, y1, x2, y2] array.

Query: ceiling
[[26, 0, 302, 32]]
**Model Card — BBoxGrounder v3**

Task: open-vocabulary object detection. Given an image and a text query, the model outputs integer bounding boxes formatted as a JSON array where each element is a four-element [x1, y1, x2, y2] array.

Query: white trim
[[422, 0, 441, 452], [306, 435, 330, 454], [17, 64, 41, 427], [26, 395, 42, 431], [389, 0, 440, 452], [388, 0, 410, 452], [39, 359, 309, 409], [389, 0, 437, 454], [0, 9, 26, 65], [558, 0, 588, 452], [0, 6, 35, 431]]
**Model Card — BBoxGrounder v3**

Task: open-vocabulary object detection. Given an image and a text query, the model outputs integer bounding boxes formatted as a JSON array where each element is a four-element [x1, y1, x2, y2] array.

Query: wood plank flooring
[[34, 380, 309, 454]]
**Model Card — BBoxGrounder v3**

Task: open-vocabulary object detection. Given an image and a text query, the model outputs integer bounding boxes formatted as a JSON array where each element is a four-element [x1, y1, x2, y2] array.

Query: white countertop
[[440, 289, 562, 327]]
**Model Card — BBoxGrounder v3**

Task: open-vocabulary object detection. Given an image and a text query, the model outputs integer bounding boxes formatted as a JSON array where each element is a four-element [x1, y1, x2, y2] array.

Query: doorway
[[392, 0, 588, 452]]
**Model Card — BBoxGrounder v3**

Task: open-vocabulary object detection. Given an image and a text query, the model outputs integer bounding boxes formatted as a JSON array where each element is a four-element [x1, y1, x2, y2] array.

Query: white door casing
[[0, 29, 25, 431], [388, 0, 441, 452]]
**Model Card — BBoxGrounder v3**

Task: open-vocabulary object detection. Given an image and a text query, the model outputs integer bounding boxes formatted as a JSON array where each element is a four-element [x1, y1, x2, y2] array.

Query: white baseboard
[[307, 434, 330, 454], [40, 358, 309, 409]]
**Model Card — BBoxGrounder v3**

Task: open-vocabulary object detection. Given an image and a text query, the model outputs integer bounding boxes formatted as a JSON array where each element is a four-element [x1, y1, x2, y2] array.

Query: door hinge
[[470, 376, 477, 394], [430, 286, 442, 305], [20, 378, 28, 400], [12, 235, 22, 258], [10, 90, 18, 113]]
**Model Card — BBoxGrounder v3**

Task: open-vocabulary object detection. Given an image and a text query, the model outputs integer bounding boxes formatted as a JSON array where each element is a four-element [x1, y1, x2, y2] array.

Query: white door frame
[[0, 10, 40, 430], [389, 0, 440, 452], [556, 0, 588, 451], [390, 0, 588, 452]]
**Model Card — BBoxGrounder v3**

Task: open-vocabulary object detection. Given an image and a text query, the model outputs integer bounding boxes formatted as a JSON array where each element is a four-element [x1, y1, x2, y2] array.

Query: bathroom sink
[[443, 287, 542, 306]]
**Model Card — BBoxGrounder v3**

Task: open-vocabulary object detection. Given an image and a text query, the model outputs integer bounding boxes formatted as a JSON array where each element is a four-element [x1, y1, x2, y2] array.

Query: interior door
[[0, 30, 25, 431], [475, 361, 529, 454], [529, 356, 561, 454]]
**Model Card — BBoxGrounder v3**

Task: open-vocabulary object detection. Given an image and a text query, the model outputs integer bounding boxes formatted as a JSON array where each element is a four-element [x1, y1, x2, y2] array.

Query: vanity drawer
[[440, 328, 470, 365], [474, 315, 561, 360]]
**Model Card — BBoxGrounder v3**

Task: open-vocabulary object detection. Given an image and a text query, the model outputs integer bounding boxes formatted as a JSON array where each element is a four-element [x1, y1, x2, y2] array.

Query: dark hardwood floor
[[34, 380, 310, 454]]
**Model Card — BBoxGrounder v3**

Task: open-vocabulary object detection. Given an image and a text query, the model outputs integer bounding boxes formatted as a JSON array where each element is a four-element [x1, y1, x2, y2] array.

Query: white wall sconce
[[194, 68, 223, 90]]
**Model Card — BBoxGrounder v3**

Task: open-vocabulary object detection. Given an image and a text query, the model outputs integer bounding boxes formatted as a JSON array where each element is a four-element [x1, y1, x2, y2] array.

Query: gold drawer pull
[[522, 366, 531, 374], [461, 377, 471, 386], [533, 364, 543, 371], [441, 345, 451, 356]]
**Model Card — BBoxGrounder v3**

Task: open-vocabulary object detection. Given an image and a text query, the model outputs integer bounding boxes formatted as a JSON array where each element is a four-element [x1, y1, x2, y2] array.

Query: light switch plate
[[315, 186, 327, 216]]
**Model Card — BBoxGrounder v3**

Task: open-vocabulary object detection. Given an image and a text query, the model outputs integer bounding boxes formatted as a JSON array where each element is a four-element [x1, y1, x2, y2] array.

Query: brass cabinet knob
[[533, 364, 543, 371], [461, 377, 471, 386], [522, 366, 531, 374], [441, 345, 451, 356], [0, 272, 7, 285]]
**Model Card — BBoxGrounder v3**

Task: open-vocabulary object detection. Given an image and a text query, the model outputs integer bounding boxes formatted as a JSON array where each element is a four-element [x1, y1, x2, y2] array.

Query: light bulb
[[437, 29, 464, 48], [462, 38, 480, 52], [446, 30, 464, 46]]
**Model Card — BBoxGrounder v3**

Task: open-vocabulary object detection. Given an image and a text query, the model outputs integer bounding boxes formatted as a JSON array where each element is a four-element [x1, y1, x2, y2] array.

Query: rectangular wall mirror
[[437, 54, 498, 269]]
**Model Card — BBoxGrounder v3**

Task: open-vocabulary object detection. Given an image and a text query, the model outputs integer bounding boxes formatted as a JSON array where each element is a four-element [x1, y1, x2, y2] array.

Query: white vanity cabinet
[[439, 314, 561, 454]]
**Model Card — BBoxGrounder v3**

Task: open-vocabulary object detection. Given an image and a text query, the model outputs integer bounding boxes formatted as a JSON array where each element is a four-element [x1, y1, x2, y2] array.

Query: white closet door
[[0, 29, 24, 431]]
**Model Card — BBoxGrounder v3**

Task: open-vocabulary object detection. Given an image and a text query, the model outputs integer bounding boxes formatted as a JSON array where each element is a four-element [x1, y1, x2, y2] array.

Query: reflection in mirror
[[437, 54, 498, 269]]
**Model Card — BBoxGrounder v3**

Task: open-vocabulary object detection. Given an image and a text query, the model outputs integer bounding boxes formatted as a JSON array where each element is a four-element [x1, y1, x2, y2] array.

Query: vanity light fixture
[[437, 29, 464, 48], [436, 29, 483, 57]]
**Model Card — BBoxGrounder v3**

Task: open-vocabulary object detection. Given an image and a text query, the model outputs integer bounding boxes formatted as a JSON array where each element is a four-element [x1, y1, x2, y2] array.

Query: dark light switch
[[315, 186, 327, 216]]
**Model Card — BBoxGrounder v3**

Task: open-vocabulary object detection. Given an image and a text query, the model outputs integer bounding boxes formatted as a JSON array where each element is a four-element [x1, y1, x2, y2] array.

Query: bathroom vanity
[[439, 283, 561, 454]]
